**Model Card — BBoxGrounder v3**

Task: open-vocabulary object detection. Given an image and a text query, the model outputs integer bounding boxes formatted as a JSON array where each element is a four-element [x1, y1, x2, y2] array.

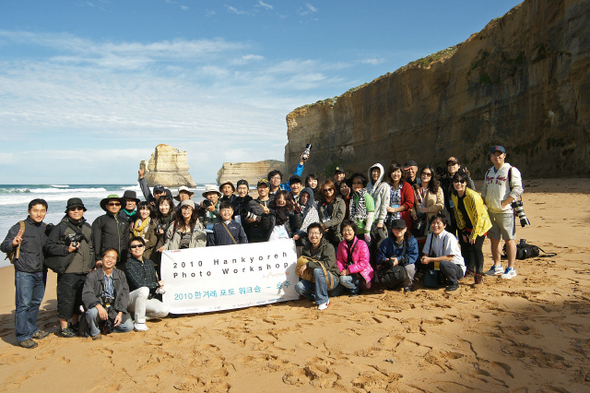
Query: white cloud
[[205, 9, 216, 17], [231, 54, 265, 65], [298, 3, 317, 15], [225, 5, 250, 15], [362, 58, 384, 65], [257, 1, 273, 10], [180, 5, 189, 11]]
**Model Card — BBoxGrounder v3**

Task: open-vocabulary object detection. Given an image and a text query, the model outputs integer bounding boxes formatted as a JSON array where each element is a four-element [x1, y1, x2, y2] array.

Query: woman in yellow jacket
[[451, 172, 492, 285]]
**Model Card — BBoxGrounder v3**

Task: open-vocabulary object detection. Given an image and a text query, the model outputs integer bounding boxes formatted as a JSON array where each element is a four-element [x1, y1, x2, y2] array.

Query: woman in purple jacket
[[336, 220, 374, 296]]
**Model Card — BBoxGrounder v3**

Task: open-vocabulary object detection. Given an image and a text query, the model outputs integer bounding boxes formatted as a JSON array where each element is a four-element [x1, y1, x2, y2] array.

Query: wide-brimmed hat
[[122, 190, 140, 204], [202, 185, 222, 198], [174, 186, 195, 201], [100, 194, 124, 211], [65, 197, 87, 213], [219, 181, 235, 192]]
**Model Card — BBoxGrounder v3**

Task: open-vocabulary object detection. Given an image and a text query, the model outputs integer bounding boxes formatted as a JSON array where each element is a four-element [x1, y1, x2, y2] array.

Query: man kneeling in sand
[[126, 237, 169, 331], [82, 249, 134, 339]]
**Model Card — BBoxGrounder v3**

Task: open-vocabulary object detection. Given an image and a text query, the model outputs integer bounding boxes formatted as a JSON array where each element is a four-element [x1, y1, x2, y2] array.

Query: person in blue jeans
[[1, 199, 51, 349], [295, 223, 339, 310]]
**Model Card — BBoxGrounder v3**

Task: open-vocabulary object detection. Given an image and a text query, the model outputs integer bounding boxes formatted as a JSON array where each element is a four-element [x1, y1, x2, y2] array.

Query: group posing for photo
[[2, 145, 525, 348]]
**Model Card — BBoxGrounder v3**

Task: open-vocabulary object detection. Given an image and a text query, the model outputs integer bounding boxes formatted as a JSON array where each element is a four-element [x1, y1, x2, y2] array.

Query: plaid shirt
[[125, 256, 159, 292]]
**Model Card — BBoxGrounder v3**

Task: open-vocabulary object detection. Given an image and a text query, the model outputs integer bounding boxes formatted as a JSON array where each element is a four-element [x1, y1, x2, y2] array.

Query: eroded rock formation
[[143, 144, 197, 187], [285, 0, 590, 180], [217, 160, 286, 186]]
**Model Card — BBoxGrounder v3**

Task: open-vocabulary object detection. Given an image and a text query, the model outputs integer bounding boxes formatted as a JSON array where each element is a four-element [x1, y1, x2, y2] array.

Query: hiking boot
[[317, 300, 330, 311], [32, 330, 50, 340], [445, 284, 459, 292], [501, 268, 517, 279], [474, 274, 482, 285], [20, 339, 38, 349], [464, 269, 475, 278], [71, 322, 80, 333], [485, 265, 503, 276], [60, 327, 76, 338]]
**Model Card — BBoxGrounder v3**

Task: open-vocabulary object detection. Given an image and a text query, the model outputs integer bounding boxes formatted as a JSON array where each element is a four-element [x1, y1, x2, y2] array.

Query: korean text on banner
[[161, 238, 299, 314]]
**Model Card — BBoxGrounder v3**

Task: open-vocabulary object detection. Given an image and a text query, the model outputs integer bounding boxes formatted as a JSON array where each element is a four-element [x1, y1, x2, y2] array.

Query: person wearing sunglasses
[[451, 172, 492, 285], [125, 237, 169, 332], [92, 194, 130, 269], [411, 165, 445, 237], [45, 198, 94, 337]]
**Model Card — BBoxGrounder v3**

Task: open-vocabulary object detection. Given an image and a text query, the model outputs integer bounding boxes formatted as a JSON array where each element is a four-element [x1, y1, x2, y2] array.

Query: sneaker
[[501, 268, 517, 279], [317, 300, 330, 311], [349, 291, 359, 297], [20, 339, 38, 349], [485, 265, 503, 276], [134, 323, 149, 332], [474, 274, 482, 285], [71, 322, 80, 333], [445, 284, 459, 292], [91, 334, 102, 340], [403, 286, 413, 293], [60, 327, 76, 338], [32, 330, 50, 340], [464, 269, 475, 278]]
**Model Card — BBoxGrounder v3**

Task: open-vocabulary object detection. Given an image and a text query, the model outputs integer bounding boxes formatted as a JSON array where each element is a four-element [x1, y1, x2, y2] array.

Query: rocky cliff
[[285, 0, 590, 180], [217, 160, 286, 186], [143, 144, 197, 187]]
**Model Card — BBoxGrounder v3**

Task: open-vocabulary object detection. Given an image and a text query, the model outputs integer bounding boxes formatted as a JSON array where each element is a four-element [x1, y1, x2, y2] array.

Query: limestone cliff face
[[143, 144, 197, 187], [286, 0, 590, 180], [217, 160, 286, 186]]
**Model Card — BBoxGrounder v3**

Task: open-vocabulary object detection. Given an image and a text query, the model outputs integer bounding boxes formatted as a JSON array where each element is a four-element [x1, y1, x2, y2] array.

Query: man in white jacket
[[481, 145, 524, 279]]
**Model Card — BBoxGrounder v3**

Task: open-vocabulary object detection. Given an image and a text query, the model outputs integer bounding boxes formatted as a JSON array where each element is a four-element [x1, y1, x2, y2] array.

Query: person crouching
[[82, 249, 134, 339], [126, 237, 169, 331]]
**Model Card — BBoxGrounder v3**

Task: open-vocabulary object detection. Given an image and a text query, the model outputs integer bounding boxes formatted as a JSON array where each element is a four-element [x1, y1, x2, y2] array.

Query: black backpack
[[504, 239, 556, 260]]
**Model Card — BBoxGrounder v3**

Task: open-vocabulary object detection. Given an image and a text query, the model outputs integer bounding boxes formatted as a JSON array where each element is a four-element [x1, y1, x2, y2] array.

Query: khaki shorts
[[487, 211, 516, 241]]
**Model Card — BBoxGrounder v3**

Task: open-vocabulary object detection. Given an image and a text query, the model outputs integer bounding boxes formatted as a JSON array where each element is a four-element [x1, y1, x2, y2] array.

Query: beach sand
[[1, 178, 589, 392]]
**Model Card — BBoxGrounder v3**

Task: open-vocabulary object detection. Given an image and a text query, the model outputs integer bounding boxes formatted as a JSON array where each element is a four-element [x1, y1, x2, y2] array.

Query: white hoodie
[[367, 163, 391, 225]]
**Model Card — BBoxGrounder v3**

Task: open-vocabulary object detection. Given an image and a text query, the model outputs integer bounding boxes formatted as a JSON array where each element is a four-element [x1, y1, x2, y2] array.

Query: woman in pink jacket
[[337, 220, 374, 296]]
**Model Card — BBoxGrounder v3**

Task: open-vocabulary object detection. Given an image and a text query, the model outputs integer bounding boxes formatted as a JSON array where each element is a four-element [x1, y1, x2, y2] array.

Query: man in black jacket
[[92, 194, 130, 269], [1, 199, 50, 348]]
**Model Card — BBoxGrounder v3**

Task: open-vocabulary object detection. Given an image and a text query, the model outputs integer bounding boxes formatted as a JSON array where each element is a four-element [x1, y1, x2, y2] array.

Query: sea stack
[[142, 144, 197, 187]]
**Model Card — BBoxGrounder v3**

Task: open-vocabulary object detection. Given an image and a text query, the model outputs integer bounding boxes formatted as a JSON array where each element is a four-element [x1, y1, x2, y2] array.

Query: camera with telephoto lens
[[66, 233, 84, 248], [511, 200, 530, 227]]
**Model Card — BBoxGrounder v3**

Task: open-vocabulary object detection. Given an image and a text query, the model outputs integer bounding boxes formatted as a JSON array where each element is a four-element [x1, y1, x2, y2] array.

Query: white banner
[[161, 238, 299, 314]]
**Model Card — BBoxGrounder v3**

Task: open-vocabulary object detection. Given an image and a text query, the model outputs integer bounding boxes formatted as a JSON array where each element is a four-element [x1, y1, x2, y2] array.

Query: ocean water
[[0, 183, 212, 268]]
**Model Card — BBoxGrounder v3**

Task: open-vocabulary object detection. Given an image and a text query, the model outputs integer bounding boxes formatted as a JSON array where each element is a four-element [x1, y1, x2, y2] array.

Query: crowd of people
[[2, 145, 525, 348]]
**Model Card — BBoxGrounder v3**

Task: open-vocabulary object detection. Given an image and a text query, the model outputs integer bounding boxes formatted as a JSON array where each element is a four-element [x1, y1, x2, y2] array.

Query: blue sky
[[0, 0, 522, 184]]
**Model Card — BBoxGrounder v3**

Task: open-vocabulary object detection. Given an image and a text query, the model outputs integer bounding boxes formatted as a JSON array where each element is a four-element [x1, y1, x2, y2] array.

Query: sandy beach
[[1, 178, 589, 392]]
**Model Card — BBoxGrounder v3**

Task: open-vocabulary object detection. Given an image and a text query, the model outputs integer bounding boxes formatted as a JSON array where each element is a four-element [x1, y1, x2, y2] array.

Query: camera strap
[[64, 219, 90, 244]]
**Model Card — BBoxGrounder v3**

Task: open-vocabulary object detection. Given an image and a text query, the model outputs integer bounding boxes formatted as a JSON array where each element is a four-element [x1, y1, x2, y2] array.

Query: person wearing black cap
[[121, 190, 140, 224], [44, 198, 94, 337], [92, 194, 130, 269], [289, 175, 303, 203], [333, 167, 346, 196], [403, 160, 420, 187], [138, 165, 166, 206], [376, 219, 419, 292], [481, 145, 524, 279]]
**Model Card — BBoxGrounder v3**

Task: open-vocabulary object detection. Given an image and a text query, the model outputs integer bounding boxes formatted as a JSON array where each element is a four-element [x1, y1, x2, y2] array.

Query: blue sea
[[0, 183, 213, 268]]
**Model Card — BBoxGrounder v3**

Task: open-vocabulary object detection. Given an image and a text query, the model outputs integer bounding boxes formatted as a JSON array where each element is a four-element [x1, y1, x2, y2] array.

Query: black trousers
[[458, 234, 485, 275]]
